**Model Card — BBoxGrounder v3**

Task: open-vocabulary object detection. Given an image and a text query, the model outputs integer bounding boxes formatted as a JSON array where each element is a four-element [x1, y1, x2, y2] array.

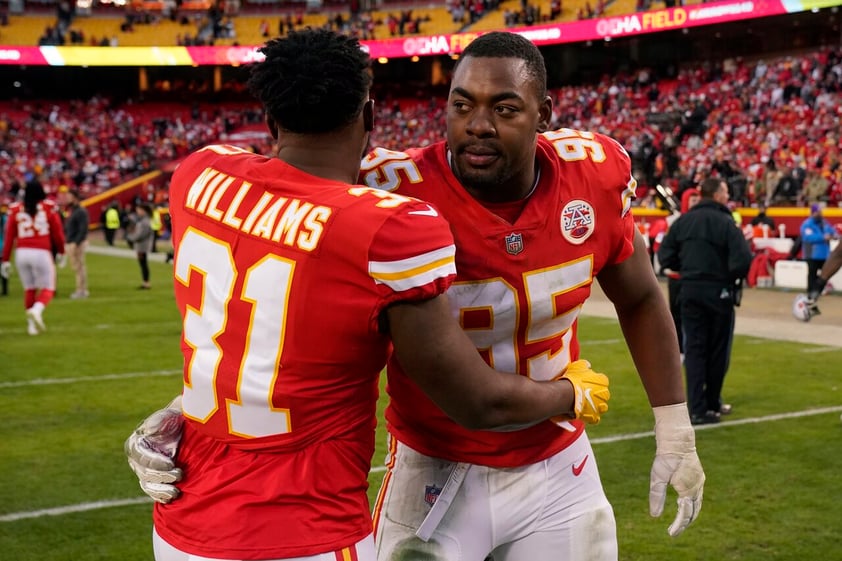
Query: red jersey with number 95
[[153, 145, 456, 559], [359, 129, 637, 467]]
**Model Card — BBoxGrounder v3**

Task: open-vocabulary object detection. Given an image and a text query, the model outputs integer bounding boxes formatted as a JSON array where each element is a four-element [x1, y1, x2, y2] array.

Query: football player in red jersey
[[127, 31, 702, 560], [1, 179, 65, 335], [132, 29, 610, 561], [361, 33, 704, 559]]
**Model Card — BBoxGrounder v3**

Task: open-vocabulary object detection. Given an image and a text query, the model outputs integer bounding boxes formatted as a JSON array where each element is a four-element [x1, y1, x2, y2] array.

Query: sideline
[[581, 299, 842, 348], [86, 244, 842, 348], [3, 405, 841, 524]]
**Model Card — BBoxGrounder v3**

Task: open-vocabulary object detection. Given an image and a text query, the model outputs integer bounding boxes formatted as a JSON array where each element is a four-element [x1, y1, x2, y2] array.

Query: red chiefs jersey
[[360, 129, 637, 467], [154, 145, 457, 559], [1, 200, 65, 261]]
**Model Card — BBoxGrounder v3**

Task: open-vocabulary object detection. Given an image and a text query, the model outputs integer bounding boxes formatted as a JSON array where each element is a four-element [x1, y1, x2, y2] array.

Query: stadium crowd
[[1, 46, 842, 209], [20, 0, 562, 48]]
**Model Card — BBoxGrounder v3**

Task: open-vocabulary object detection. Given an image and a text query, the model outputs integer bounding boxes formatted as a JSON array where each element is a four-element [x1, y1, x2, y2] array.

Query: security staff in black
[[658, 178, 753, 425]]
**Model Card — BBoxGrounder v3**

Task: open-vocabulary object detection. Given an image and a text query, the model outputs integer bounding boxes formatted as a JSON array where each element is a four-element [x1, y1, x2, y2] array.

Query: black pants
[[137, 252, 149, 283], [680, 283, 735, 418], [806, 259, 826, 296], [104, 227, 117, 246]]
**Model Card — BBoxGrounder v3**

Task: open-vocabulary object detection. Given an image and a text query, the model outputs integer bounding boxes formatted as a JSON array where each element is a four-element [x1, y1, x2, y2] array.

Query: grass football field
[[1, 248, 840, 560]]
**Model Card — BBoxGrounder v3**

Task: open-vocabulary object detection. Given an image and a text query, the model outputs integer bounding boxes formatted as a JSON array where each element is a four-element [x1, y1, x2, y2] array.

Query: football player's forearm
[[617, 297, 685, 407], [600, 234, 685, 406], [388, 297, 574, 430], [476, 375, 575, 431], [820, 243, 842, 281]]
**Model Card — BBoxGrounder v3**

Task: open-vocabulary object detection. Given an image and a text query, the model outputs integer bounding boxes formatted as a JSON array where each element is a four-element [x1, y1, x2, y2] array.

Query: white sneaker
[[27, 317, 38, 336], [70, 290, 89, 299], [26, 304, 46, 332]]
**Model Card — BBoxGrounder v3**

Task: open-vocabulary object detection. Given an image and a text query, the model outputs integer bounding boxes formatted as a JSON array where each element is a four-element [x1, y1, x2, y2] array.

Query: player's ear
[[537, 95, 553, 133], [265, 115, 279, 140], [363, 99, 375, 133]]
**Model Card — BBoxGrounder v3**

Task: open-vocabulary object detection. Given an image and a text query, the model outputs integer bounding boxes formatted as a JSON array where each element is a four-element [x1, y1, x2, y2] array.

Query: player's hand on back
[[552, 359, 610, 425], [125, 395, 185, 504], [649, 403, 705, 537]]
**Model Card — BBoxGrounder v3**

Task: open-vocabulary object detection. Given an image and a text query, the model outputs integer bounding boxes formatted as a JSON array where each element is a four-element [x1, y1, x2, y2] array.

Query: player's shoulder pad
[[346, 184, 429, 210], [174, 144, 251, 177], [359, 144, 438, 192], [541, 128, 636, 214], [196, 144, 254, 156], [544, 127, 630, 160]]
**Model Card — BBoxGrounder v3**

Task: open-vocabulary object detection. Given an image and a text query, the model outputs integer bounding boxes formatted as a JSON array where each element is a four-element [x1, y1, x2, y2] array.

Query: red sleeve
[[599, 133, 637, 267], [2, 208, 16, 262], [367, 199, 456, 315]]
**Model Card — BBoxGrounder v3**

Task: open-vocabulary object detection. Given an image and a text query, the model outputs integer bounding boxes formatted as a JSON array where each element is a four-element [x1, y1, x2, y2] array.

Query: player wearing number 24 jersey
[[1, 180, 65, 335]]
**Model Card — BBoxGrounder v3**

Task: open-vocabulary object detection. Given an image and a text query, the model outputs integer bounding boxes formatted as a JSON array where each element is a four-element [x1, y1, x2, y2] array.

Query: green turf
[[1, 252, 840, 560]]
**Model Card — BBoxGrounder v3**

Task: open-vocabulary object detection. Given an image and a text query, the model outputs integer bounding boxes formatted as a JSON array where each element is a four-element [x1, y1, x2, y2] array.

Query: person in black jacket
[[658, 177, 754, 425], [60, 188, 89, 299]]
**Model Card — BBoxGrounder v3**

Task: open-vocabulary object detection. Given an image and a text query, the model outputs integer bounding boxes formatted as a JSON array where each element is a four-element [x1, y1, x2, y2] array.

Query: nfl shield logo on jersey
[[505, 232, 524, 255], [424, 484, 442, 507], [561, 200, 595, 245]]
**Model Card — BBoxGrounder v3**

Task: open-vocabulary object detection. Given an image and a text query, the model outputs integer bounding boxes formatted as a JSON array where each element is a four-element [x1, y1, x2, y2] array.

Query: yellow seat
[[2, 15, 55, 45]]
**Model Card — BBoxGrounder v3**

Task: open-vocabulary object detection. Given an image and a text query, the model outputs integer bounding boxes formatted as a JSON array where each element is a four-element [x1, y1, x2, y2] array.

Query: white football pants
[[373, 431, 617, 561], [14, 247, 56, 290]]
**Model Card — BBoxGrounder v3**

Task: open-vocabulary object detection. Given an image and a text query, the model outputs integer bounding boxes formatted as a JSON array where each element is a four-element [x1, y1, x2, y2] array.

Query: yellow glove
[[553, 359, 610, 425]]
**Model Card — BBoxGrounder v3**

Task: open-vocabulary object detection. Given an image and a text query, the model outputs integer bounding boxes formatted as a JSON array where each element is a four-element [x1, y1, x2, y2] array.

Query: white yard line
[[0, 370, 181, 389], [3, 405, 839, 523], [0, 498, 151, 522], [0, 321, 177, 336]]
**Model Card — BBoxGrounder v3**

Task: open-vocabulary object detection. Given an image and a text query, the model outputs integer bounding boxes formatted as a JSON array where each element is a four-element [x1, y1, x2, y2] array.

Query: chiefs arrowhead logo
[[561, 200, 595, 245]]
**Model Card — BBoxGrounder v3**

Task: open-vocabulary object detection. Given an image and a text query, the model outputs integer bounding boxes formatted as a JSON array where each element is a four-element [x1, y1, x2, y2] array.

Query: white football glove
[[56, 254, 67, 268], [0, 261, 11, 278], [650, 403, 705, 537], [125, 395, 185, 504]]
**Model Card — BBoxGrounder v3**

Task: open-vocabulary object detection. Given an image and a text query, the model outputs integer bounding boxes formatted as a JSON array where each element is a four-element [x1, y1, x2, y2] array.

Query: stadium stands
[[1, 0, 702, 46], [1, 39, 841, 215]]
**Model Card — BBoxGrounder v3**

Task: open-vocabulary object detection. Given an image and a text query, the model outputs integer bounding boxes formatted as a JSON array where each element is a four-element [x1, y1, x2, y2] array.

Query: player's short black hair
[[248, 28, 372, 135], [700, 177, 724, 198], [458, 32, 547, 99]]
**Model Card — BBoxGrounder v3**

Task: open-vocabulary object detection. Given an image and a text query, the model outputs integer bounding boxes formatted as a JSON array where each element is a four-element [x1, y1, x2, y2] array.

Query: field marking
[[0, 321, 178, 336], [583, 338, 623, 346], [2, 404, 840, 523], [800, 346, 842, 354], [0, 498, 151, 522], [0, 370, 181, 389], [367, 405, 842, 469]]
